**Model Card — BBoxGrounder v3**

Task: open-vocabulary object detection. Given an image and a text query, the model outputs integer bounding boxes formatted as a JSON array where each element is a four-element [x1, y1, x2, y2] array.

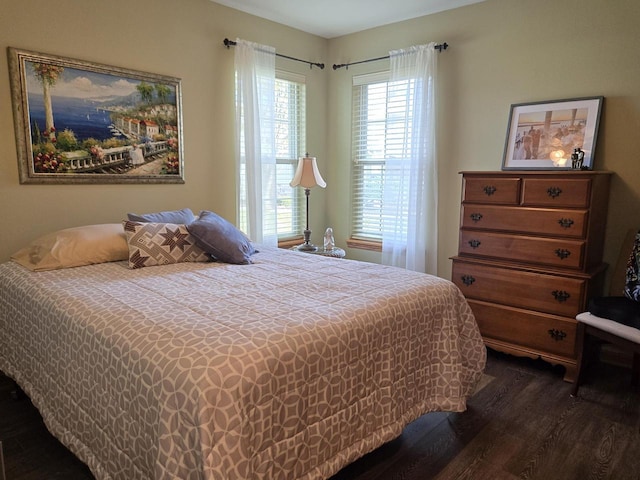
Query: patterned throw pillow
[[624, 230, 640, 302], [122, 221, 210, 269]]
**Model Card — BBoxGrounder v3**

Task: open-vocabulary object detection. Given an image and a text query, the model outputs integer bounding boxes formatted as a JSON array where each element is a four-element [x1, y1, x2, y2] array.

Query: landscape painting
[[8, 47, 184, 184]]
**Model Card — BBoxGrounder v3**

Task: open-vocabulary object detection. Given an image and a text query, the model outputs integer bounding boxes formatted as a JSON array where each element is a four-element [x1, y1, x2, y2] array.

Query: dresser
[[451, 171, 612, 382]]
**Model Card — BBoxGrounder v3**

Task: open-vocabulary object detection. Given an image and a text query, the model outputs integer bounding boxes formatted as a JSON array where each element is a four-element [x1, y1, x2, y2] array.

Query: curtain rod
[[223, 38, 325, 70], [332, 42, 448, 70]]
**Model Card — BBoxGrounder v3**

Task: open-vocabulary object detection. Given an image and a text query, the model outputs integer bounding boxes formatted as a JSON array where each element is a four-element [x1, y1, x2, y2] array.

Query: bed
[[0, 219, 486, 480]]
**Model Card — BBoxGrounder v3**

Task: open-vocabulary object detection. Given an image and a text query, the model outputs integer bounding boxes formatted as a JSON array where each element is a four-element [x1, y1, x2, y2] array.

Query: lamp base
[[295, 227, 317, 252], [295, 243, 318, 252]]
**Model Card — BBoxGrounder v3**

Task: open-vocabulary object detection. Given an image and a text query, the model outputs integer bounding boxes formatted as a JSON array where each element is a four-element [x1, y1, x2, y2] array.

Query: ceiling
[[211, 0, 485, 39]]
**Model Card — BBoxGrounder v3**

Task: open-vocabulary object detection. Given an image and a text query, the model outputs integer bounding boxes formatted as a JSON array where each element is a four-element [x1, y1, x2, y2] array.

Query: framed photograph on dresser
[[501, 96, 603, 170]]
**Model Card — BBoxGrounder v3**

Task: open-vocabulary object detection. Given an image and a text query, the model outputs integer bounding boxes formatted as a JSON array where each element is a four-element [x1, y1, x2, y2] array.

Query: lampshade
[[290, 155, 326, 189]]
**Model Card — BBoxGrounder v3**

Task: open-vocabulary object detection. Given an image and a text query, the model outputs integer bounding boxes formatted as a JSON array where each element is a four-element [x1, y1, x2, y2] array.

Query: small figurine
[[578, 149, 585, 169], [323, 227, 335, 251], [571, 148, 584, 169]]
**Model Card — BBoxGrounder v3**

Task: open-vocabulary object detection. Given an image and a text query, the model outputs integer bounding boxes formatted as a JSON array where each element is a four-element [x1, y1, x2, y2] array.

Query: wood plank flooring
[[1, 349, 638, 479]]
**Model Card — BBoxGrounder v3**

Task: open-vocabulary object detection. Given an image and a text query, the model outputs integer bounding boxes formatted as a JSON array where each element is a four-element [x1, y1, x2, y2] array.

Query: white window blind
[[274, 72, 306, 239], [239, 71, 306, 239], [351, 72, 414, 241]]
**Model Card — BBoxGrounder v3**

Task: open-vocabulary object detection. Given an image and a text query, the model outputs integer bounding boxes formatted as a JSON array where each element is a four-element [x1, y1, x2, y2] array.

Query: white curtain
[[234, 39, 278, 247], [381, 43, 438, 274]]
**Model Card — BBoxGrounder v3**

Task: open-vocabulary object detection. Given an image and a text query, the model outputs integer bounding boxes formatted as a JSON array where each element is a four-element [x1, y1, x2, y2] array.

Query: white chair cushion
[[576, 312, 640, 344]]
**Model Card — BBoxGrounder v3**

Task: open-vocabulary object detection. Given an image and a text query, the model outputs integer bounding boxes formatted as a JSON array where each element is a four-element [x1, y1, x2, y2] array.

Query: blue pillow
[[187, 211, 256, 265], [127, 208, 196, 224]]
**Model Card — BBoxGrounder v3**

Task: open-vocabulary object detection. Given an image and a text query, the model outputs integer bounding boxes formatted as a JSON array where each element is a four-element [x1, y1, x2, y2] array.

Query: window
[[274, 72, 306, 239], [351, 72, 414, 242], [238, 72, 306, 239]]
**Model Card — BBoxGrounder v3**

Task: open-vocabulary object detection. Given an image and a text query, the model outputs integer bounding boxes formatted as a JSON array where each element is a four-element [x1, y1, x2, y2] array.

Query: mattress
[[0, 246, 486, 479]]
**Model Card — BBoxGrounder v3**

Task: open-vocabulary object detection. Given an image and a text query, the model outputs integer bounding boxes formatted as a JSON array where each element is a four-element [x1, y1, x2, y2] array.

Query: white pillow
[[11, 224, 129, 271]]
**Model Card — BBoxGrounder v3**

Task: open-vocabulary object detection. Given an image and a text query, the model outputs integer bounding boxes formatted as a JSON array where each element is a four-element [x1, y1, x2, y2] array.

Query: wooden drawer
[[521, 177, 591, 208], [451, 259, 585, 317], [462, 176, 521, 204], [459, 230, 585, 269], [460, 204, 587, 238], [468, 299, 576, 357]]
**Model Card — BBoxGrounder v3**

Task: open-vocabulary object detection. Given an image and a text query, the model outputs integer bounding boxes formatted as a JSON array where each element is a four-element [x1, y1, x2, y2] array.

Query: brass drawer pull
[[468, 239, 481, 249], [552, 290, 571, 302], [548, 329, 567, 341], [547, 186, 563, 198], [483, 185, 497, 196], [470, 213, 483, 222], [554, 248, 571, 260], [558, 218, 574, 229], [461, 275, 476, 286]]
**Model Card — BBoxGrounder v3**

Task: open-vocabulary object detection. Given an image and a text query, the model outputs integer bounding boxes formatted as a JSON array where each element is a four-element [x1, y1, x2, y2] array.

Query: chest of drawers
[[451, 171, 612, 382]]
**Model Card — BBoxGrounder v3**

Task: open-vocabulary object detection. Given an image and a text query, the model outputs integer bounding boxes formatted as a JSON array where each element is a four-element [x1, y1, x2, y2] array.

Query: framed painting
[[501, 96, 603, 170], [7, 47, 184, 184]]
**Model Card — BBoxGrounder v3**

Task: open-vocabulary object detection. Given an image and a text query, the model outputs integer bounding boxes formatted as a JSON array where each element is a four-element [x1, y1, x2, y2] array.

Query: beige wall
[[0, 0, 328, 262], [328, 0, 640, 288], [1, 0, 639, 290]]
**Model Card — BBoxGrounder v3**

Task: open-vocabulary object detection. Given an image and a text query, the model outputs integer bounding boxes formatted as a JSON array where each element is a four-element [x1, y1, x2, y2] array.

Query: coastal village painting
[[8, 48, 184, 183]]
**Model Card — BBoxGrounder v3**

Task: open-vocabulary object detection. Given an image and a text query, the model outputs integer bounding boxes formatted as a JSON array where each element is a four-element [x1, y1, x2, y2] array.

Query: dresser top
[[459, 170, 613, 176]]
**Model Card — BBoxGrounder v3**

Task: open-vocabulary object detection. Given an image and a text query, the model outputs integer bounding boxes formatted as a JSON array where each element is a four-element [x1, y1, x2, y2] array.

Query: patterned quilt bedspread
[[0, 246, 486, 479]]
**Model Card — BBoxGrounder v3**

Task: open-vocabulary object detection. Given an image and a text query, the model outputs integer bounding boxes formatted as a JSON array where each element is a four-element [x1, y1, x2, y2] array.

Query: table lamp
[[290, 154, 326, 251]]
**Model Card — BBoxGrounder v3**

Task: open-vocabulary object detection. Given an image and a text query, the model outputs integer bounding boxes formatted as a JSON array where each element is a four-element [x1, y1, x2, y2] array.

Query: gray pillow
[[187, 210, 256, 265], [127, 208, 196, 224]]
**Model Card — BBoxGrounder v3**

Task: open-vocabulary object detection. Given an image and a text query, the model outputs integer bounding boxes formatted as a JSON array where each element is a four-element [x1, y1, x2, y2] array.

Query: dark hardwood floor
[[1, 349, 639, 479]]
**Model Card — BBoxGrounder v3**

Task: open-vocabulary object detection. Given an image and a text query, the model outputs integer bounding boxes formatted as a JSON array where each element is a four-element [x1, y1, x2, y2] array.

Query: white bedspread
[[0, 246, 486, 479]]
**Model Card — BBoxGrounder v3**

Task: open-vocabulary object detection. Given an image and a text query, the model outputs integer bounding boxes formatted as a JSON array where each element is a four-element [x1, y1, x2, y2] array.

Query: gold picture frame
[[8, 47, 185, 184]]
